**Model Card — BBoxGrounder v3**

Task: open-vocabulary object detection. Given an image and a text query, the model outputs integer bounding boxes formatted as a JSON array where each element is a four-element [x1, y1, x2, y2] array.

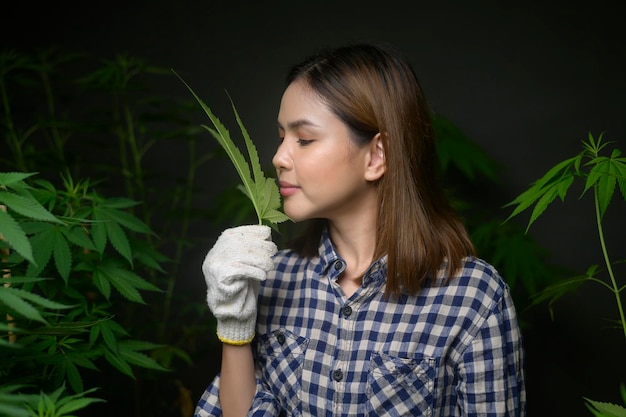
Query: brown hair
[[286, 42, 475, 296]]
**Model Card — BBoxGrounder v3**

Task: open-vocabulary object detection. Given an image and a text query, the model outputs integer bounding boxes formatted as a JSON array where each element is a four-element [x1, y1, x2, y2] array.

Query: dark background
[[2, 1, 625, 416]]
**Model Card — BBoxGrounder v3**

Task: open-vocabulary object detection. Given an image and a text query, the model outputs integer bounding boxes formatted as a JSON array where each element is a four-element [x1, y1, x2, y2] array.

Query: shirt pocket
[[256, 328, 309, 416], [365, 351, 436, 416]]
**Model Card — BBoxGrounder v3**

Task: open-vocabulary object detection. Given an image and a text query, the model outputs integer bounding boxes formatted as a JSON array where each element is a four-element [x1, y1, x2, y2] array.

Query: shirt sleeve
[[194, 373, 281, 417], [456, 286, 527, 417]]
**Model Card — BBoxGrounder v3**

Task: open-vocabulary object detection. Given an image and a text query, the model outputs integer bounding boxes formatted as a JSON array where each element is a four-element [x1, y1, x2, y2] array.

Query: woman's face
[[272, 80, 383, 223]]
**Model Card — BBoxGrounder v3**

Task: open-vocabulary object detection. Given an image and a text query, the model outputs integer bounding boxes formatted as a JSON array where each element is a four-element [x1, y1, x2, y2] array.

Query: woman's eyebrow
[[277, 119, 321, 130]]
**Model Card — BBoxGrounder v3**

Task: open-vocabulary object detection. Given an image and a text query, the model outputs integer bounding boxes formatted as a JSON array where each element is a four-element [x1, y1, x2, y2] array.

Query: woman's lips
[[278, 181, 299, 197]]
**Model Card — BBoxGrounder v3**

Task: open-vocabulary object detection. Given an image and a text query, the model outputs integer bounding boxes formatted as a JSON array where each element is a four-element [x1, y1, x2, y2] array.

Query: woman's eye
[[297, 139, 313, 146]]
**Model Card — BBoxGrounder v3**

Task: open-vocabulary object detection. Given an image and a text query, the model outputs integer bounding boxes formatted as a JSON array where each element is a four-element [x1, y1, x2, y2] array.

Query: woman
[[197, 42, 526, 417]]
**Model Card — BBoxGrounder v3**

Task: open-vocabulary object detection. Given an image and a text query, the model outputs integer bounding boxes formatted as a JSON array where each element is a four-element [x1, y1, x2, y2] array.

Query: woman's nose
[[272, 141, 290, 172]]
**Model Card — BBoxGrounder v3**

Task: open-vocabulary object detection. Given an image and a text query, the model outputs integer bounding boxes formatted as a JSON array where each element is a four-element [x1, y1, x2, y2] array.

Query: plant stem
[[594, 185, 626, 340]]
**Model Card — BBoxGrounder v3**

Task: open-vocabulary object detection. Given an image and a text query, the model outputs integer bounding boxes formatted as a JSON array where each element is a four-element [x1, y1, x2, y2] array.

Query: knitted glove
[[202, 225, 277, 345]]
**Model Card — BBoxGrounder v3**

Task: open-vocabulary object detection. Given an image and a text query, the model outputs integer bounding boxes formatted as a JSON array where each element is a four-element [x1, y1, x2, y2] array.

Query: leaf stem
[[594, 184, 626, 340]]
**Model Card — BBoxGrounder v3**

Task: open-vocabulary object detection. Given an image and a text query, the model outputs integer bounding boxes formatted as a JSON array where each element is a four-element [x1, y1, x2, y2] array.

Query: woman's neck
[[328, 207, 378, 297]]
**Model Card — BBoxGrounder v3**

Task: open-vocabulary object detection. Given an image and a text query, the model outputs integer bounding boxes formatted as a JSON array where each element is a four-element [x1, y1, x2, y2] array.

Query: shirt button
[[334, 260, 344, 271], [342, 306, 352, 317], [332, 369, 343, 381], [276, 332, 286, 344]]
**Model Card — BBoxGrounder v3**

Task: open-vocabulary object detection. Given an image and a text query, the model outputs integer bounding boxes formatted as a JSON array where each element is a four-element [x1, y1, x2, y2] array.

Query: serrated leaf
[[92, 268, 112, 300], [61, 226, 96, 251], [99, 197, 141, 209], [0, 287, 46, 323], [104, 220, 133, 266], [91, 220, 107, 254], [99, 320, 119, 352], [64, 358, 84, 394], [118, 339, 165, 351], [504, 156, 577, 222], [0, 190, 62, 223], [433, 115, 501, 182], [95, 206, 153, 234], [103, 348, 134, 378], [53, 227, 72, 282], [66, 351, 99, 371], [95, 262, 160, 303], [118, 347, 169, 372], [0, 209, 34, 264], [263, 209, 292, 224], [26, 226, 55, 277], [231, 95, 266, 190], [5, 287, 72, 310], [0, 172, 37, 187], [526, 186, 561, 231], [529, 275, 588, 310], [584, 397, 626, 417], [174, 70, 291, 226]]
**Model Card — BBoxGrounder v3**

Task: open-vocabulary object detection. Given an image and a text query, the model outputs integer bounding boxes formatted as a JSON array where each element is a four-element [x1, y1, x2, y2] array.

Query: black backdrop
[[2, 1, 625, 416]]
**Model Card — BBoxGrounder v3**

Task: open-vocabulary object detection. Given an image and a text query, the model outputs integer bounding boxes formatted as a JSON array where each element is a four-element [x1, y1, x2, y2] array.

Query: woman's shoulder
[[433, 255, 509, 305]]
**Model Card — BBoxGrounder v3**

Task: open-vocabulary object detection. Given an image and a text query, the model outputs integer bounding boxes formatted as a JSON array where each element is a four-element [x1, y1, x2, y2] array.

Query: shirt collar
[[315, 227, 387, 286]]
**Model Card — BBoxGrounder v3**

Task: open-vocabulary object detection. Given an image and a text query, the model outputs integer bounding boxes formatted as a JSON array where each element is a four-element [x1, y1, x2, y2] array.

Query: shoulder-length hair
[[285, 42, 475, 296]]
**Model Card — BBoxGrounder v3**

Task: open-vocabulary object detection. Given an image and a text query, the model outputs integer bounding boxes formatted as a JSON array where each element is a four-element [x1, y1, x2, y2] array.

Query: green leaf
[[64, 358, 84, 394], [0, 190, 62, 223], [66, 351, 99, 371], [53, 387, 104, 416], [104, 219, 133, 266], [0, 209, 34, 264], [584, 397, 626, 417], [52, 227, 72, 282], [118, 347, 169, 372], [92, 268, 112, 299], [527, 185, 561, 230], [95, 205, 153, 234], [0, 172, 37, 187], [504, 156, 578, 229], [25, 225, 55, 277], [98, 197, 141, 209], [529, 275, 589, 314], [433, 115, 501, 182], [61, 225, 97, 251], [103, 348, 135, 378], [93, 208, 133, 265], [173, 70, 291, 226], [99, 320, 119, 352], [94, 261, 161, 304], [5, 287, 72, 310], [0, 287, 47, 323], [118, 339, 165, 351]]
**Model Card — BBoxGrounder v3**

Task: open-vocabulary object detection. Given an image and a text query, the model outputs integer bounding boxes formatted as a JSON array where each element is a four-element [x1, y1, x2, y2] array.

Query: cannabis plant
[[505, 132, 626, 415], [0, 171, 168, 416], [1, 48, 222, 414]]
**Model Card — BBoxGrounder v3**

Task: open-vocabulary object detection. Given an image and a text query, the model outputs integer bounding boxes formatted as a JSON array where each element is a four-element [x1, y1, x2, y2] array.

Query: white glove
[[202, 225, 277, 345]]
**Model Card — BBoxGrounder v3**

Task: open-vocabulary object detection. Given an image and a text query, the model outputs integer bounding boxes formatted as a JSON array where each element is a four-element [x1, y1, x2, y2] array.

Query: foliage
[[0, 384, 103, 417], [433, 114, 561, 307], [1, 48, 218, 415], [505, 132, 626, 413], [0, 171, 168, 415], [1, 47, 561, 416], [585, 384, 626, 417], [175, 71, 291, 227]]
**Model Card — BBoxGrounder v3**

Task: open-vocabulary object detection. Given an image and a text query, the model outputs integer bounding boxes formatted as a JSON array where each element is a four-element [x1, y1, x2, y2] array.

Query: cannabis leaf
[[173, 70, 291, 227], [0, 172, 64, 264], [504, 132, 626, 231]]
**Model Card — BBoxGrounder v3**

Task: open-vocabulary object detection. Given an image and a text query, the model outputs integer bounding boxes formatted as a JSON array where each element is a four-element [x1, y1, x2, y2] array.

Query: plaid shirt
[[196, 230, 526, 417]]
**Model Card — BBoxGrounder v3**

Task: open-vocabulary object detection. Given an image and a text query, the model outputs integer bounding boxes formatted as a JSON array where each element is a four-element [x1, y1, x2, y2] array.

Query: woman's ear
[[364, 133, 386, 182]]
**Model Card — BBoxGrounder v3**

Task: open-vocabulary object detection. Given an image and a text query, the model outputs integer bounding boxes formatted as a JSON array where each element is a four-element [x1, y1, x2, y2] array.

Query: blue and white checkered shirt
[[196, 230, 526, 416]]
